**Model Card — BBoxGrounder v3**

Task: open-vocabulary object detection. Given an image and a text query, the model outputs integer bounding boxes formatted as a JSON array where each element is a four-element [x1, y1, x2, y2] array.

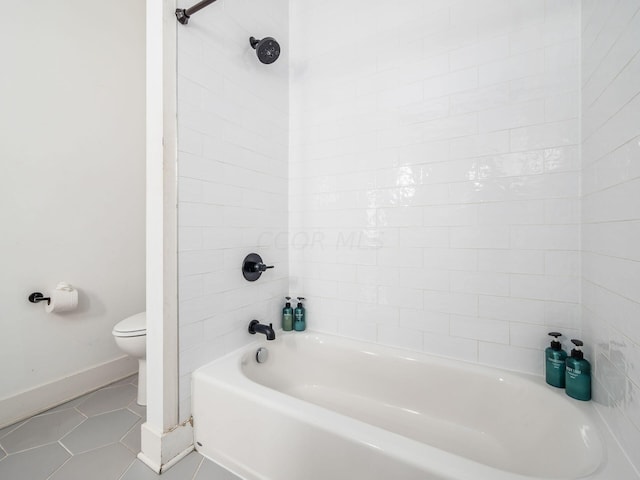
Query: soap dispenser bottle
[[545, 332, 567, 388], [282, 297, 293, 331], [293, 297, 306, 331], [565, 339, 591, 401]]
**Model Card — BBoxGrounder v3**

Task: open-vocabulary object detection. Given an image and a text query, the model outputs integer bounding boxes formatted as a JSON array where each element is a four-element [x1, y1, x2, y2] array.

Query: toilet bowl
[[112, 312, 146, 406]]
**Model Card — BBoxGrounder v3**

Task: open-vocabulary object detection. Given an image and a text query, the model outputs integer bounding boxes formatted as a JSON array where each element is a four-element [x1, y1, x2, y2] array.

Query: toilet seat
[[112, 312, 146, 337]]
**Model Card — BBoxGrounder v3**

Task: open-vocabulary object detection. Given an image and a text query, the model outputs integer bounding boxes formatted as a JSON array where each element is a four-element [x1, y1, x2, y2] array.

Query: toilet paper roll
[[45, 282, 78, 313]]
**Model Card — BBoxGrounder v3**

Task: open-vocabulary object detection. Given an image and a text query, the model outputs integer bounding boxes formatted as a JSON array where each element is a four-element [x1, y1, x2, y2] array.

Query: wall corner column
[[140, 0, 190, 472]]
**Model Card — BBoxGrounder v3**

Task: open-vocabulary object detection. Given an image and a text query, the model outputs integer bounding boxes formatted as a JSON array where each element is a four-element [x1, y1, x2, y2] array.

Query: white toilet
[[112, 312, 147, 406]]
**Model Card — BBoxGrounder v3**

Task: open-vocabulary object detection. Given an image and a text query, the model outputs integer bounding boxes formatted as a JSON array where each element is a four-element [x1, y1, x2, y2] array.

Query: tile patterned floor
[[0, 375, 241, 480]]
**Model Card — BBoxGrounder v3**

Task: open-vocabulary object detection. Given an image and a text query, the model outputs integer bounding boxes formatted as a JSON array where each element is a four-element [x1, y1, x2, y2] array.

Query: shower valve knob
[[242, 253, 274, 281]]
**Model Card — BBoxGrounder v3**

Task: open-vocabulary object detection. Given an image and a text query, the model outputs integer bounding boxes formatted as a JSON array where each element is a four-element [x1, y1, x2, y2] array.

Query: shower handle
[[253, 263, 274, 272], [242, 253, 274, 281]]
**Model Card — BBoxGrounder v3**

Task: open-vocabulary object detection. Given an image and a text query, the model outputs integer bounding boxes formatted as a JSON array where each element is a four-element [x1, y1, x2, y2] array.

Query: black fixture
[[175, 0, 218, 25], [248, 320, 276, 341], [242, 253, 274, 282], [28, 292, 51, 305], [249, 37, 281, 64]]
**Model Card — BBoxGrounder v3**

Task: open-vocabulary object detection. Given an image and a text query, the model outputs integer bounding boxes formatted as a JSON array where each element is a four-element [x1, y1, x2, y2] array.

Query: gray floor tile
[[76, 384, 137, 417], [61, 409, 139, 454], [0, 443, 70, 480], [195, 457, 242, 480], [121, 451, 203, 480], [49, 442, 134, 480], [0, 420, 25, 439], [127, 401, 146, 418], [0, 380, 241, 480], [0, 409, 85, 454], [121, 419, 142, 454]]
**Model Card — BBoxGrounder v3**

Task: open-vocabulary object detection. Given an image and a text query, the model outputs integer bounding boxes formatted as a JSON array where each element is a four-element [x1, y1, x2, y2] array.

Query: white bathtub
[[192, 332, 632, 480]]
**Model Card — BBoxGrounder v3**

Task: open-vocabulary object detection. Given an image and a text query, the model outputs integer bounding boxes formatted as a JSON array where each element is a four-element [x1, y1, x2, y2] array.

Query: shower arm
[[175, 0, 218, 25]]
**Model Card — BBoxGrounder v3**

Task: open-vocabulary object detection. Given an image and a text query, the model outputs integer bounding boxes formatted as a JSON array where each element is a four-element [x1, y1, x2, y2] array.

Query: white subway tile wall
[[289, 0, 581, 373], [176, 0, 289, 421], [174, 0, 640, 470], [581, 0, 640, 471]]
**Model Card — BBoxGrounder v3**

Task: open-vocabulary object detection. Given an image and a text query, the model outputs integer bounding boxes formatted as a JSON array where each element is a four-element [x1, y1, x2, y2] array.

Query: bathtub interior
[[239, 333, 603, 479]]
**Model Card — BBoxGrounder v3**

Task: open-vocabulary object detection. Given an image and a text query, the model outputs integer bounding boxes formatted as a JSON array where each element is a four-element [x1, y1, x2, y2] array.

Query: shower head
[[249, 36, 280, 64]]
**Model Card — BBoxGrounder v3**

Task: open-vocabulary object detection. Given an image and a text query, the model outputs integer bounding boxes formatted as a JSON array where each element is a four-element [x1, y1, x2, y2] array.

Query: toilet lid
[[112, 312, 146, 337]]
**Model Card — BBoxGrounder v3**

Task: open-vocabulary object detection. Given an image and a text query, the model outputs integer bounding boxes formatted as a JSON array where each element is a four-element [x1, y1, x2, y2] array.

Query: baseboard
[[139, 419, 194, 473], [0, 355, 138, 428]]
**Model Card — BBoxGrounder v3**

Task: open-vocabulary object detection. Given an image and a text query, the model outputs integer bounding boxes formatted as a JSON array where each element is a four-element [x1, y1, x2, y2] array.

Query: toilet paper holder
[[28, 292, 51, 305], [28, 282, 78, 313]]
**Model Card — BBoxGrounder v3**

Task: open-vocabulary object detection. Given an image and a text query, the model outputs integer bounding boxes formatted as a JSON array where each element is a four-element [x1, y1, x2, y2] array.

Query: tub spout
[[248, 320, 276, 340]]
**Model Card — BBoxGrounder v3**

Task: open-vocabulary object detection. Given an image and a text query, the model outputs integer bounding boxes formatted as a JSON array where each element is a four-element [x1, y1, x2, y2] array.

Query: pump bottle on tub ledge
[[282, 297, 293, 331], [545, 332, 567, 388], [565, 339, 591, 401], [293, 297, 306, 331]]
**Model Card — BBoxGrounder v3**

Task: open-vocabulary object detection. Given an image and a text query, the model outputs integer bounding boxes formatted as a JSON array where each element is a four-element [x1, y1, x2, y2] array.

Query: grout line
[[190, 456, 205, 480], [73, 406, 89, 419], [582, 249, 640, 264], [45, 453, 73, 480], [79, 406, 137, 419], [102, 379, 138, 391], [62, 441, 123, 458], [5, 440, 65, 456], [125, 406, 144, 418], [58, 440, 74, 456], [581, 173, 640, 199], [0, 420, 27, 440], [57, 415, 87, 448], [120, 442, 140, 456], [34, 403, 82, 417], [582, 5, 640, 101], [116, 456, 138, 480], [118, 418, 142, 444], [582, 89, 640, 143], [582, 277, 640, 305]]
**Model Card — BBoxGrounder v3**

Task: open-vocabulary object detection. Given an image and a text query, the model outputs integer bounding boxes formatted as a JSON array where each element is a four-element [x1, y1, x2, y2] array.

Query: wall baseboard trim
[[0, 355, 138, 428], [139, 419, 194, 473]]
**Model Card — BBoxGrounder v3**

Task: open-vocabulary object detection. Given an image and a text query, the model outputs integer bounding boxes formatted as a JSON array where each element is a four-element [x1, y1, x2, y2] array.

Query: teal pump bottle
[[282, 297, 293, 331], [545, 332, 567, 388], [293, 297, 306, 331], [565, 339, 591, 401]]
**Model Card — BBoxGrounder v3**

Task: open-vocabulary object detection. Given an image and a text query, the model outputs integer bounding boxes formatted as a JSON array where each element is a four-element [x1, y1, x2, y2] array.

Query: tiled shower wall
[[581, 0, 640, 470], [289, 0, 581, 373], [176, 0, 289, 420], [174, 0, 640, 469]]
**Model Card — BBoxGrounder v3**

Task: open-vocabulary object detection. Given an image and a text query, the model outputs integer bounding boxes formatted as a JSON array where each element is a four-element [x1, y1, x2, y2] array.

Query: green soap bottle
[[545, 332, 567, 388], [565, 339, 591, 401], [282, 297, 293, 331], [293, 297, 306, 331]]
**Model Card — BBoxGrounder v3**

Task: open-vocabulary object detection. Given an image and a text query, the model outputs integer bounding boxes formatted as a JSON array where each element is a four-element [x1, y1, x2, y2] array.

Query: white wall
[[289, 0, 581, 374], [581, 0, 640, 471], [176, 0, 289, 421], [0, 1, 146, 422]]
